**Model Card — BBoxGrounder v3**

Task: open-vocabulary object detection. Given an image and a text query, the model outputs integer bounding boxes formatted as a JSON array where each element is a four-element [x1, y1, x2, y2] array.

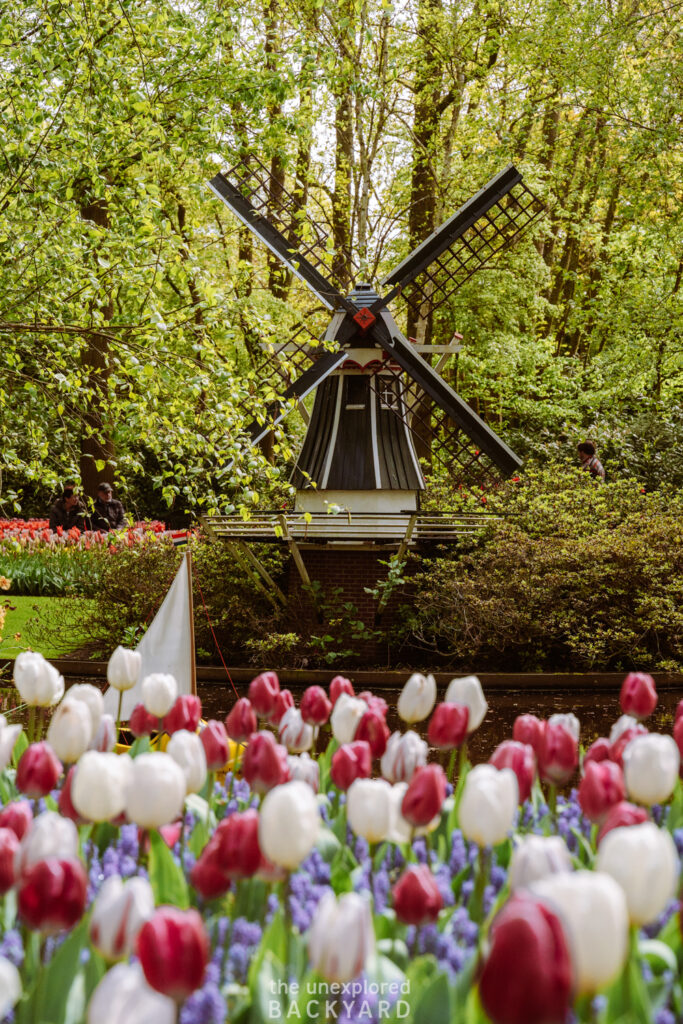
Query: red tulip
[[0, 801, 32, 840], [248, 672, 280, 717], [200, 720, 230, 771], [267, 689, 294, 728], [676, 700, 683, 724], [0, 827, 19, 894], [18, 858, 88, 933], [583, 737, 612, 768], [163, 694, 202, 735], [58, 766, 86, 824], [610, 725, 647, 768], [597, 801, 649, 845], [427, 702, 469, 750], [578, 760, 625, 823], [537, 722, 578, 786], [354, 709, 390, 758], [212, 809, 263, 879], [190, 843, 230, 901], [330, 741, 372, 791], [674, 717, 683, 777], [489, 741, 536, 803], [300, 686, 332, 726], [401, 764, 447, 827], [137, 906, 209, 1002], [241, 732, 289, 794], [619, 672, 657, 721], [512, 715, 546, 756], [479, 894, 572, 1024], [16, 742, 61, 798], [129, 703, 158, 738], [225, 698, 257, 744], [357, 691, 388, 719], [392, 865, 443, 925], [329, 676, 354, 704]]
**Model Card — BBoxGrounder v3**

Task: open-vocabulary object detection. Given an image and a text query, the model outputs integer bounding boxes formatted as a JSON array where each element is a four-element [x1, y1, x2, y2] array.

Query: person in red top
[[577, 440, 605, 480]]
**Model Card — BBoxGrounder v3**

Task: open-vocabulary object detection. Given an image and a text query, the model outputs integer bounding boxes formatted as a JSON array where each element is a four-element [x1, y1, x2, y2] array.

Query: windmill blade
[[379, 165, 543, 318]]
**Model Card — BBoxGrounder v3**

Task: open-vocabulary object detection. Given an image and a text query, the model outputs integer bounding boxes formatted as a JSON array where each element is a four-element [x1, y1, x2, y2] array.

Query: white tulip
[[13, 651, 64, 707], [66, 683, 103, 738], [380, 730, 428, 783], [166, 730, 207, 794], [458, 764, 518, 847], [548, 713, 580, 743], [623, 734, 680, 806], [287, 753, 319, 792], [609, 714, 639, 744], [90, 713, 117, 752], [15, 810, 78, 876], [90, 876, 155, 961], [87, 962, 176, 1024], [532, 871, 629, 994], [347, 778, 393, 844], [509, 835, 573, 891], [124, 753, 187, 829], [107, 646, 142, 692], [0, 956, 21, 1020], [597, 823, 679, 925], [397, 673, 437, 724], [308, 891, 374, 983], [141, 674, 177, 718], [47, 698, 93, 763], [72, 751, 133, 823], [279, 707, 314, 754], [0, 715, 21, 770], [330, 694, 368, 745], [259, 780, 320, 869], [444, 675, 487, 733]]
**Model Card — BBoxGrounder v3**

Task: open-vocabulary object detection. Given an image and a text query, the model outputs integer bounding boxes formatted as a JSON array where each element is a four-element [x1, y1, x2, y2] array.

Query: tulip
[[489, 741, 536, 803], [16, 741, 61, 798], [380, 730, 428, 783], [578, 760, 625, 823], [200, 720, 230, 771], [330, 693, 368, 745], [242, 731, 290, 794], [0, 957, 21, 1020], [444, 675, 487, 733], [392, 864, 443, 925], [166, 730, 207, 794], [212, 809, 264, 879], [308, 891, 374, 983], [124, 753, 187, 829], [512, 714, 545, 755], [427, 702, 469, 750], [129, 703, 158, 738], [90, 875, 155, 961], [610, 725, 648, 768], [597, 822, 679, 925], [401, 764, 446, 828], [347, 778, 392, 844], [609, 714, 640, 744], [190, 844, 231, 901], [91, 713, 116, 752], [548, 712, 580, 743], [300, 685, 331, 726], [536, 721, 578, 786], [676, 699, 683, 723], [329, 675, 354, 704], [46, 698, 93, 763], [13, 651, 64, 707], [531, 870, 629, 994], [66, 683, 104, 737], [107, 646, 142, 692], [137, 907, 209, 1002], [258, 780, 319, 870], [163, 694, 202, 735], [18, 857, 88, 933], [583, 737, 612, 767], [459, 764, 518, 847], [623, 734, 679, 806], [479, 893, 572, 1024], [72, 751, 133, 823], [397, 673, 437, 724], [675, 716, 683, 775], [0, 715, 21, 770], [225, 697, 257, 743], [331, 741, 372, 791], [358, 691, 389, 718], [620, 671, 657, 720], [87, 963, 176, 1024], [354, 708, 389, 758], [278, 706, 314, 753], [597, 801, 650, 845], [508, 835, 572, 891], [248, 671, 280, 717], [268, 688, 294, 728], [14, 810, 78, 877], [58, 766, 86, 824], [287, 753, 319, 792], [0, 800, 32, 840], [141, 674, 178, 718], [0, 828, 19, 894], [388, 783, 413, 845]]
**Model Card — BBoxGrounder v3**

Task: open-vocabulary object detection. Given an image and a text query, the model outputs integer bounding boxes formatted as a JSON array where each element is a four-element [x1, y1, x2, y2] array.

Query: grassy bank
[[0, 596, 95, 660]]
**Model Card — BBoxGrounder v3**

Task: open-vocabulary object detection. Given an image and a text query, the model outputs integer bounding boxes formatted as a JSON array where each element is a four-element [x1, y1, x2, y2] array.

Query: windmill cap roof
[[347, 282, 381, 308]]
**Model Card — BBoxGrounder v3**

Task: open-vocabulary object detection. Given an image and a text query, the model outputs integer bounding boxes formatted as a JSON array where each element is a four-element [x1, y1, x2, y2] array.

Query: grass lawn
[[0, 596, 95, 660]]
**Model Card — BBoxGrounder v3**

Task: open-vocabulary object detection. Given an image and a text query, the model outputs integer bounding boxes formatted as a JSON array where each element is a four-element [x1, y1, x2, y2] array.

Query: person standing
[[92, 483, 127, 531], [577, 441, 606, 480]]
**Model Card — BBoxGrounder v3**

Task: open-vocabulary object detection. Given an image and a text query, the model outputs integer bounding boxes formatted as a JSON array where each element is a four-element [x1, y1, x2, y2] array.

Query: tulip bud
[[620, 672, 657, 721], [13, 651, 64, 707], [287, 753, 319, 792], [0, 716, 21, 771], [597, 801, 650, 845], [259, 781, 319, 870], [90, 875, 155, 961], [166, 730, 207, 794], [163, 694, 202, 735], [248, 671, 280, 717], [479, 893, 572, 1024], [489, 741, 536, 803], [388, 782, 413, 845], [213, 809, 264, 879], [66, 683, 104, 737], [71, 751, 133, 823], [0, 827, 19, 894], [537, 721, 578, 786], [137, 907, 209, 1002], [354, 708, 389, 758], [107, 646, 141, 692], [278, 706, 314, 754], [397, 673, 437, 724], [674, 716, 683, 776], [444, 675, 487, 733], [300, 686, 331, 726], [329, 676, 354, 704], [200, 720, 230, 771], [609, 714, 640, 745], [141, 674, 178, 718], [331, 694, 368, 745], [47, 698, 93, 764], [392, 864, 443, 925], [597, 822, 679, 926], [347, 778, 392, 844], [87, 962, 176, 1024], [358, 692, 388, 718], [578, 760, 625, 823], [548, 713, 580, 743], [330, 741, 372, 791], [583, 737, 612, 768], [90, 713, 116, 753], [242, 731, 289, 794], [190, 843, 230, 901], [268, 688, 294, 728], [610, 725, 648, 768], [16, 741, 62, 798], [18, 857, 87, 933], [508, 835, 572, 891], [124, 753, 187, 829], [0, 957, 21, 1019], [129, 703, 158, 738], [512, 714, 545, 755], [225, 697, 257, 744], [14, 810, 78, 878], [380, 730, 428, 783], [401, 764, 446, 828], [0, 800, 32, 841], [427, 702, 469, 750], [459, 764, 518, 847], [58, 766, 86, 824], [308, 891, 374, 983], [676, 699, 683, 724], [623, 734, 679, 806]]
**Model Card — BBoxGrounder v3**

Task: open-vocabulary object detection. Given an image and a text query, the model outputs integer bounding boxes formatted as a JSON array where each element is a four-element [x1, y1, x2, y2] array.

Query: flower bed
[[0, 661, 682, 1024]]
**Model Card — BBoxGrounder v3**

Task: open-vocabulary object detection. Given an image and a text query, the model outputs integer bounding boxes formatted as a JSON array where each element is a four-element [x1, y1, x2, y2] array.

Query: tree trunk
[[332, 88, 353, 290]]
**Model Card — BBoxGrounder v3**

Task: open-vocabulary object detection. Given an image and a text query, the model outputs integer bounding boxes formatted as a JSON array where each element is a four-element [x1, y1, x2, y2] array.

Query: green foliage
[[0, 549, 102, 596]]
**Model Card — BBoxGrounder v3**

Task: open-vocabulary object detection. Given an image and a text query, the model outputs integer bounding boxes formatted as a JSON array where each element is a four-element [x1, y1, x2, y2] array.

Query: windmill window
[[379, 381, 400, 411], [344, 376, 366, 410]]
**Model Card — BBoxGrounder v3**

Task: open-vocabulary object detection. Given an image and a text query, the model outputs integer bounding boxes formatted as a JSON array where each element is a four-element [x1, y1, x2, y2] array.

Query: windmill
[[208, 158, 542, 517]]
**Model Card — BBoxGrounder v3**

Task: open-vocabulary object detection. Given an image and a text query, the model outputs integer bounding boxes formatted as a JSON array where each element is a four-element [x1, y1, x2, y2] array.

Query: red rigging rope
[[190, 560, 240, 701]]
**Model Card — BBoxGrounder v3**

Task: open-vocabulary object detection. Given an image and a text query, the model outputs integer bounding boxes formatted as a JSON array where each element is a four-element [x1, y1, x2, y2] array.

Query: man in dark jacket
[[92, 483, 127, 532], [49, 483, 87, 532]]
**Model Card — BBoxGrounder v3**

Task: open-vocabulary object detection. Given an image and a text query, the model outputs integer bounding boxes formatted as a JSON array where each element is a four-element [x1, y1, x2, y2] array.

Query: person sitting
[[91, 483, 126, 532], [577, 440, 606, 480], [49, 482, 87, 532]]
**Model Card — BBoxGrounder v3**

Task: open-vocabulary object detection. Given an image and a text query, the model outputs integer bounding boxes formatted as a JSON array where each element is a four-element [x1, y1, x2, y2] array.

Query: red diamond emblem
[[353, 307, 376, 330]]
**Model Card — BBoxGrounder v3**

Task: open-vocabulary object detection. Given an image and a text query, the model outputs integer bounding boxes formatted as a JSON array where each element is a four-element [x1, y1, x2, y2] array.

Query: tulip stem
[[36, 707, 45, 743], [547, 784, 557, 816], [368, 842, 375, 909], [470, 846, 491, 924], [447, 748, 457, 785], [115, 690, 123, 743], [27, 705, 36, 745]]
